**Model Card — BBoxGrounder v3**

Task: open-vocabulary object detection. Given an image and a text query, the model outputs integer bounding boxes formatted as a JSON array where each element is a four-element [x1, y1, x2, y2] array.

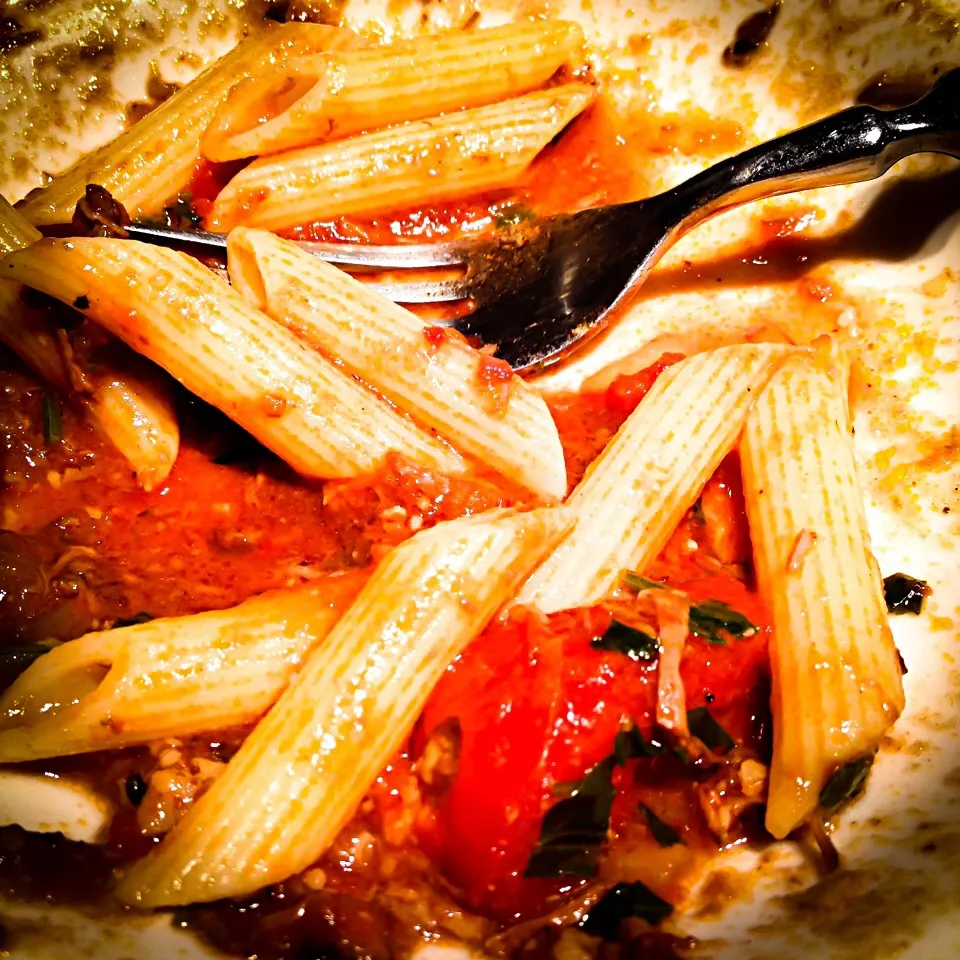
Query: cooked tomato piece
[[418, 572, 770, 921], [603, 352, 686, 418], [699, 453, 751, 566]]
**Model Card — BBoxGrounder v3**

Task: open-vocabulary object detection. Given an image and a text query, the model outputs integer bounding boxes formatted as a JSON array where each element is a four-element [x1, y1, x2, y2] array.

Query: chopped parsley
[[41, 394, 62, 443], [591, 620, 659, 661], [527, 725, 689, 878], [167, 195, 204, 228], [621, 571, 667, 593], [688, 598, 757, 644], [621, 570, 757, 646], [137, 192, 204, 230], [883, 573, 930, 615], [687, 706, 736, 752], [613, 726, 672, 763], [640, 804, 683, 847], [819, 755, 875, 810], [579, 882, 674, 939], [524, 756, 617, 878]]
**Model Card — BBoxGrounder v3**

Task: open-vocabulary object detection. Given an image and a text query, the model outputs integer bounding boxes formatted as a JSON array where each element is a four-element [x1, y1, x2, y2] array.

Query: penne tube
[[515, 344, 793, 614], [0, 198, 179, 490], [202, 20, 586, 160], [0, 573, 366, 762], [228, 228, 567, 500], [209, 83, 595, 232], [1, 239, 465, 480], [739, 349, 905, 839], [0, 195, 41, 249], [0, 771, 115, 844], [15, 24, 357, 227], [81, 354, 181, 491], [116, 506, 572, 907]]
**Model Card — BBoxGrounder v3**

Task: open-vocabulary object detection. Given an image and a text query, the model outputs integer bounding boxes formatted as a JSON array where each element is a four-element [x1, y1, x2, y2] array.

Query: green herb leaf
[[640, 804, 683, 847], [591, 620, 659, 661], [687, 706, 736, 752], [613, 726, 668, 763], [168, 195, 204, 228], [621, 571, 668, 593], [493, 203, 536, 228], [579, 882, 674, 940], [527, 722, 695, 878], [525, 757, 616, 879], [819, 755, 875, 810], [135, 193, 203, 231], [883, 573, 930, 615], [688, 598, 757, 644], [113, 612, 154, 628], [614, 725, 691, 766], [41, 394, 63, 443], [622, 572, 757, 646], [0, 645, 51, 666]]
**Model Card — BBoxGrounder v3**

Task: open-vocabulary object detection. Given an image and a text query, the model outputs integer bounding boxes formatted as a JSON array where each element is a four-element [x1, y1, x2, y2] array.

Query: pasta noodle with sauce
[[117, 506, 572, 907], [1, 238, 466, 480], [739, 346, 905, 839], [0, 8, 924, 950], [15, 23, 359, 226], [0, 573, 366, 762], [228, 227, 567, 500], [0, 197, 179, 490], [516, 343, 795, 613], [202, 20, 586, 160], [209, 83, 595, 231], [0, 196, 41, 250]]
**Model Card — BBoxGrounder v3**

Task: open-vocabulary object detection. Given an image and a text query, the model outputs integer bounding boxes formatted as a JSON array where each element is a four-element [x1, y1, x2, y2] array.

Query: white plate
[[1, 0, 959, 957]]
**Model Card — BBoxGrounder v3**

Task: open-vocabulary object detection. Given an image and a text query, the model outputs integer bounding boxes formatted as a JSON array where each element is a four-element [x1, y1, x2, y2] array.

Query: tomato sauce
[[415, 386, 770, 923], [0, 336, 771, 953], [0, 98, 779, 960]]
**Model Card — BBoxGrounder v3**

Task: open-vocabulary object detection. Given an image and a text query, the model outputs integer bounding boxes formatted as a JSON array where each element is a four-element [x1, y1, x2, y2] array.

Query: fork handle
[[665, 65, 960, 229]]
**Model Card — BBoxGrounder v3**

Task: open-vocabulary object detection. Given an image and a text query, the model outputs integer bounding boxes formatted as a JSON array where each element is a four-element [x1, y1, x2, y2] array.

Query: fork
[[124, 66, 960, 373]]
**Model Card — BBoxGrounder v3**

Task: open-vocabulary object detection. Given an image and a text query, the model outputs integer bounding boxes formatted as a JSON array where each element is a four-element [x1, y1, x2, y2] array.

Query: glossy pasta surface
[[0, 13, 918, 960]]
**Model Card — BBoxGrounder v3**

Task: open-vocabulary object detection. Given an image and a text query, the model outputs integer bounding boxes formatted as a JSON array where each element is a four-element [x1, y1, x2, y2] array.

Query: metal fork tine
[[123, 223, 471, 270], [361, 277, 471, 304], [297, 239, 470, 270]]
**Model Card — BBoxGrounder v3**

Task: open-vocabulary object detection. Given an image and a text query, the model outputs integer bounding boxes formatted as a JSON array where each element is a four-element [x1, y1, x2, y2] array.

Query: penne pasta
[[0, 198, 179, 490], [228, 228, 567, 500], [739, 349, 905, 839], [515, 344, 793, 614], [15, 24, 357, 226], [0, 195, 41, 250], [0, 771, 115, 844], [0, 573, 366, 762], [209, 83, 595, 232], [202, 20, 586, 160], [80, 355, 181, 491], [1, 239, 465, 480], [116, 506, 572, 907]]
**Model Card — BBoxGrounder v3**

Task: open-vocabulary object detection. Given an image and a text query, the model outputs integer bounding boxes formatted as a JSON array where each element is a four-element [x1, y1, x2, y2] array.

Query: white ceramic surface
[[1, 0, 958, 957]]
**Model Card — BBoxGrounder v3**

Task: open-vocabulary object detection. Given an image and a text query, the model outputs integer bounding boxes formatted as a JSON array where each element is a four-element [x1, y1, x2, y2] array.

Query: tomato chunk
[[419, 572, 770, 921]]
